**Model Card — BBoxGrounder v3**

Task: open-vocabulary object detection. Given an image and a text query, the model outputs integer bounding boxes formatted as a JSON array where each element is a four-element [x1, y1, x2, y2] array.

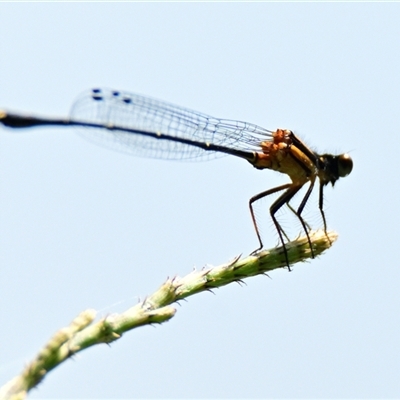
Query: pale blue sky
[[0, 3, 399, 398]]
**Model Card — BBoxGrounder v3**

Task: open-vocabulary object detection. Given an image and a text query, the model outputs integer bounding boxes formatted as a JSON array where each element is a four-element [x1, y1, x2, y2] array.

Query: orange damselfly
[[0, 88, 353, 268]]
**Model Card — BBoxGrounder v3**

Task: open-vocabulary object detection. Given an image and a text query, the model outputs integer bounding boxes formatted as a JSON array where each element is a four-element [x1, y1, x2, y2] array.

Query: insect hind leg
[[250, 183, 303, 270], [269, 184, 304, 270]]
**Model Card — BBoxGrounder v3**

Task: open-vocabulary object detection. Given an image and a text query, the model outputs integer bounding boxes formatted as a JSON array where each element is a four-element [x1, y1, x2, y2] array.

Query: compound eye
[[338, 154, 353, 177]]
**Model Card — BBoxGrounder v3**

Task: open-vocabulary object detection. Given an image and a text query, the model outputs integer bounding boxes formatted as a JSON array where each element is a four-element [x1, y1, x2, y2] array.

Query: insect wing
[[70, 88, 273, 161]]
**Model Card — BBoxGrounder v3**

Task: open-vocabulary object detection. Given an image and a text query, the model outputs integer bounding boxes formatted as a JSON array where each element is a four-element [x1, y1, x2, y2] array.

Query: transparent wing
[[69, 88, 274, 161]]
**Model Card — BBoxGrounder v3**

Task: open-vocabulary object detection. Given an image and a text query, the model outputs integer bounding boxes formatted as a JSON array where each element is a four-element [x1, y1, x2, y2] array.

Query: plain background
[[0, 3, 399, 398]]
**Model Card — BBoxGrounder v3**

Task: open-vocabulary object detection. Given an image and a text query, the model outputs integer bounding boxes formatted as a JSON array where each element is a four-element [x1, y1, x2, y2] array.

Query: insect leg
[[294, 178, 316, 259], [318, 182, 332, 245], [249, 183, 292, 252], [250, 183, 303, 269]]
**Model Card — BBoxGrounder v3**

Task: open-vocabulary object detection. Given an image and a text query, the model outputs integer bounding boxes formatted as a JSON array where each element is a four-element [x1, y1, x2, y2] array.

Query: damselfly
[[0, 88, 353, 268]]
